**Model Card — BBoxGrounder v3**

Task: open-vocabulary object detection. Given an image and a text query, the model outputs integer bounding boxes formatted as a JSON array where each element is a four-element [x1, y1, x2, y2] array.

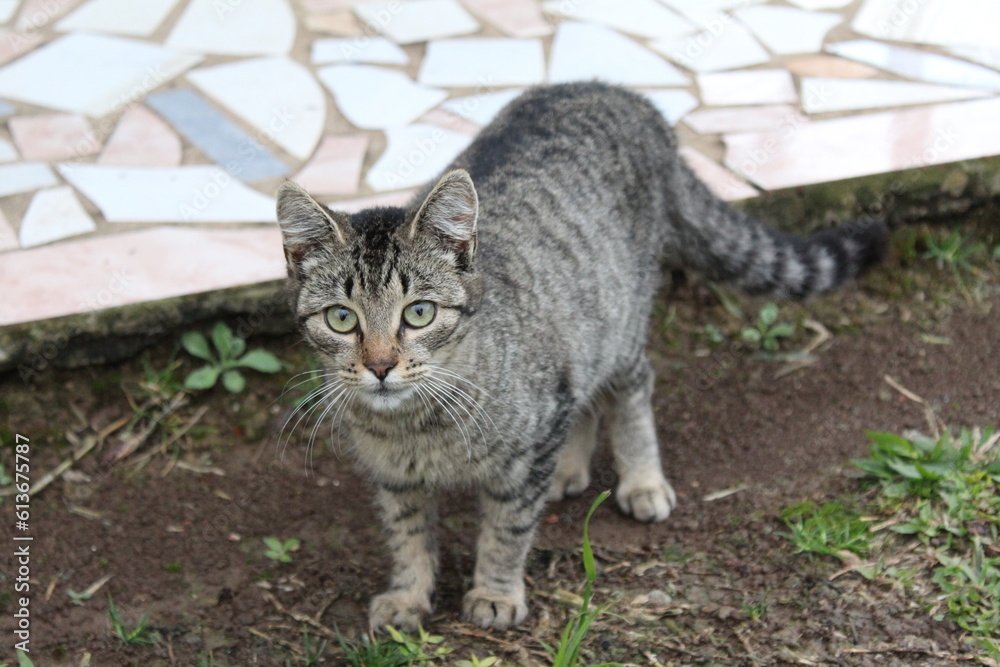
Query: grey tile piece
[[146, 88, 288, 182], [0, 99, 14, 117]]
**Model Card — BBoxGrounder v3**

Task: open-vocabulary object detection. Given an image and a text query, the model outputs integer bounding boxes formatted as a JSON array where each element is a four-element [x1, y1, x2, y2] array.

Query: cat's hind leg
[[548, 408, 599, 501], [607, 359, 676, 522]]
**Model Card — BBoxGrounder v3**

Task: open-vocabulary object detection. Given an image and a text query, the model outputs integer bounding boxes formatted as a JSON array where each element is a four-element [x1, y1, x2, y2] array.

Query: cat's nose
[[365, 359, 396, 382]]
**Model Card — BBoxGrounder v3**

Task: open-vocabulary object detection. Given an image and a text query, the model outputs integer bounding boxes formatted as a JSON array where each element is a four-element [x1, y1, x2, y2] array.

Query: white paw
[[369, 590, 432, 633], [548, 466, 591, 501], [616, 470, 676, 522], [462, 587, 528, 630]]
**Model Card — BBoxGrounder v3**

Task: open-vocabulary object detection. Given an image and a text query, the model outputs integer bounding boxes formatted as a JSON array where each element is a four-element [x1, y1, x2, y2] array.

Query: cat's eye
[[402, 301, 436, 328], [325, 305, 358, 333]]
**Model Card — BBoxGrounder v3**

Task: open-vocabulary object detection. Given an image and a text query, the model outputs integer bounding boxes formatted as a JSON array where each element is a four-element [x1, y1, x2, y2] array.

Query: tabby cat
[[276, 82, 887, 632]]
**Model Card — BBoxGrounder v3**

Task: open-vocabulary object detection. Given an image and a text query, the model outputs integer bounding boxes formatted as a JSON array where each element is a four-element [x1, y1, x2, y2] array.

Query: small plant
[[781, 501, 871, 559], [182, 322, 282, 393], [294, 632, 328, 665], [67, 589, 92, 606], [741, 303, 795, 352], [16, 651, 34, 667], [337, 625, 450, 666], [107, 594, 159, 646], [263, 536, 301, 563], [543, 490, 621, 667], [923, 229, 986, 276], [740, 593, 769, 621]]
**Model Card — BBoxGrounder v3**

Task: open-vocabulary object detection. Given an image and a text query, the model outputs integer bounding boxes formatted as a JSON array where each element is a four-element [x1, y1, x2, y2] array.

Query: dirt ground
[[1, 212, 998, 666]]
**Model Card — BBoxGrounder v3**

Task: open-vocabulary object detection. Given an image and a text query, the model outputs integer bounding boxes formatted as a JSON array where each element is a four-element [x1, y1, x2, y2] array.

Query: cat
[[275, 82, 887, 633]]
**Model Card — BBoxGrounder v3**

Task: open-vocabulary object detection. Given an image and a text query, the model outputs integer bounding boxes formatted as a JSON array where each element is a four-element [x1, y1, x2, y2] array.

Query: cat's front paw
[[548, 466, 591, 501], [462, 587, 528, 630], [617, 470, 676, 522], [369, 590, 432, 633]]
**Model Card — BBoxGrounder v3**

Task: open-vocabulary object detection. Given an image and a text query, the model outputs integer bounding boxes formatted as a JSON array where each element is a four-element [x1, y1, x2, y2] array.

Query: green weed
[[336, 625, 450, 666], [781, 501, 871, 559], [107, 594, 159, 646], [455, 655, 500, 667], [263, 537, 301, 563], [543, 490, 621, 667], [182, 322, 282, 393], [923, 230, 986, 276], [741, 303, 795, 352]]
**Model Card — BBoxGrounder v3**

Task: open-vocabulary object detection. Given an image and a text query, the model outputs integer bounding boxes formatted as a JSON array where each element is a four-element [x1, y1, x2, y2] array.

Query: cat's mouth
[[363, 383, 414, 412]]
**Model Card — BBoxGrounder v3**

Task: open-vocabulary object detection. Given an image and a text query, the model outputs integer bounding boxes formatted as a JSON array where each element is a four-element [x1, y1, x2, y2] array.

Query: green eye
[[402, 301, 436, 328], [325, 305, 358, 333]]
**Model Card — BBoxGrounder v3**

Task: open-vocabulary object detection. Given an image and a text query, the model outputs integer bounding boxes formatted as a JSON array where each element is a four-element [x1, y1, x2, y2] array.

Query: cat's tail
[[665, 160, 888, 299]]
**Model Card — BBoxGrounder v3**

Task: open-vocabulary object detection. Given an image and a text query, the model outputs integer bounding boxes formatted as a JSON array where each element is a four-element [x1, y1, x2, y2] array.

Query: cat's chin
[[361, 387, 414, 413]]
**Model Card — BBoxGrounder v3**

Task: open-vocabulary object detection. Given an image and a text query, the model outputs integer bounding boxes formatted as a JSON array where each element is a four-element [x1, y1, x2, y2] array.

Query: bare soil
[[1, 215, 998, 666]]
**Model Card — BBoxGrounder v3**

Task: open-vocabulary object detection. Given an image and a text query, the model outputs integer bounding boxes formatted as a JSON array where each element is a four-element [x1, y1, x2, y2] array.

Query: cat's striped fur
[[276, 82, 887, 632]]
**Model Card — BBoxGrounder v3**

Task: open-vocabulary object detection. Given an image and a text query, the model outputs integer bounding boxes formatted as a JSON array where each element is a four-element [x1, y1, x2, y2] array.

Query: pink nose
[[365, 359, 396, 381]]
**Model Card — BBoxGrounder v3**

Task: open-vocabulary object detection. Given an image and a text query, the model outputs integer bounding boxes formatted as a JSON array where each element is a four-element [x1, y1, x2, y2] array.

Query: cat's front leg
[[463, 469, 553, 630], [369, 485, 439, 633]]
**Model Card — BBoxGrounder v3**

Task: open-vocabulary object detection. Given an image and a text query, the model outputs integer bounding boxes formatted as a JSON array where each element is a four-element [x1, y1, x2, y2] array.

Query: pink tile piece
[[0, 226, 286, 327], [305, 10, 363, 35], [698, 69, 797, 107], [785, 55, 880, 79], [15, 0, 84, 30], [9, 113, 100, 161], [418, 108, 481, 136], [98, 106, 182, 167], [0, 209, 18, 252], [292, 134, 369, 196], [679, 147, 758, 201], [0, 27, 43, 66], [328, 189, 417, 214], [459, 0, 552, 37], [723, 97, 1000, 191], [684, 105, 807, 135], [302, 0, 365, 11]]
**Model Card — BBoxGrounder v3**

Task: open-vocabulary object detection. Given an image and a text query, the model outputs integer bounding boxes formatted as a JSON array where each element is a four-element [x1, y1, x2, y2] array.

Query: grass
[[784, 426, 1000, 657], [107, 594, 159, 646], [337, 625, 451, 666]]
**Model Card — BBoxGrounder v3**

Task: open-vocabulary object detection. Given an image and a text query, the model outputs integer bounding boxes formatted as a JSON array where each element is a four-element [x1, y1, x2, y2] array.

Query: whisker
[[276, 380, 343, 462], [423, 375, 488, 442]]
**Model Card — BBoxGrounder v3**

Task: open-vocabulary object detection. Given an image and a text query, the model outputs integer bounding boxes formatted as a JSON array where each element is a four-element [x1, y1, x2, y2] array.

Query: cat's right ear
[[276, 181, 351, 267]]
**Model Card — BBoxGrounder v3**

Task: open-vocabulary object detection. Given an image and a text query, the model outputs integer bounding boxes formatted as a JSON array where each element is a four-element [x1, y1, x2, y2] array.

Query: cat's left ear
[[409, 170, 478, 269], [276, 181, 352, 270]]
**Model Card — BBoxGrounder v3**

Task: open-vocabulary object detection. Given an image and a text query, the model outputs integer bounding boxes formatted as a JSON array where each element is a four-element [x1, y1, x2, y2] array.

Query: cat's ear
[[408, 170, 478, 268], [276, 181, 351, 265]]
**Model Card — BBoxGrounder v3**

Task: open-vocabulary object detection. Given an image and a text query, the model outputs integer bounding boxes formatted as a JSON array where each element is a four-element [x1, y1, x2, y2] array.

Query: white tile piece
[[642, 90, 698, 124], [541, 0, 691, 40], [330, 189, 417, 213], [698, 69, 797, 106], [948, 46, 1000, 71], [0, 33, 201, 117], [679, 147, 758, 201], [0, 136, 16, 162], [801, 77, 988, 114], [659, 0, 765, 22], [0, 162, 58, 197], [311, 36, 408, 65], [0, 0, 20, 23], [419, 38, 544, 87], [355, 0, 479, 45], [441, 88, 523, 126], [56, 0, 181, 36], [19, 186, 96, 248], [366, 123, 472, 191], [735, 6, 841, 55], [549, 22, 688, 86], [724, 97, 1000, 190], [318, 65, 447, 130], [0, 209, 17, 252], [853, 0, 1000, 50], [828, 40, 1000, 91], [187, 57, 326, 161], [787, 0, 851, 8], [650, 22, 770, 73], [59, 165, 276, 223], [683, 105, 806, 134], [167, 0, 296, 55]]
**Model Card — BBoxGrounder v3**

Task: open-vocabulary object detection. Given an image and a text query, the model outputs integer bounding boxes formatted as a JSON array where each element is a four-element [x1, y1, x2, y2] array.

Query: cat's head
[[276, 170, 483, 412]]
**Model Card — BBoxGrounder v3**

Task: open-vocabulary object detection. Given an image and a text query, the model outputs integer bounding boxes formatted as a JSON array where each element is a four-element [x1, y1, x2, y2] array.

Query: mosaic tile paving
[[3, 0, 1000, 327]]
